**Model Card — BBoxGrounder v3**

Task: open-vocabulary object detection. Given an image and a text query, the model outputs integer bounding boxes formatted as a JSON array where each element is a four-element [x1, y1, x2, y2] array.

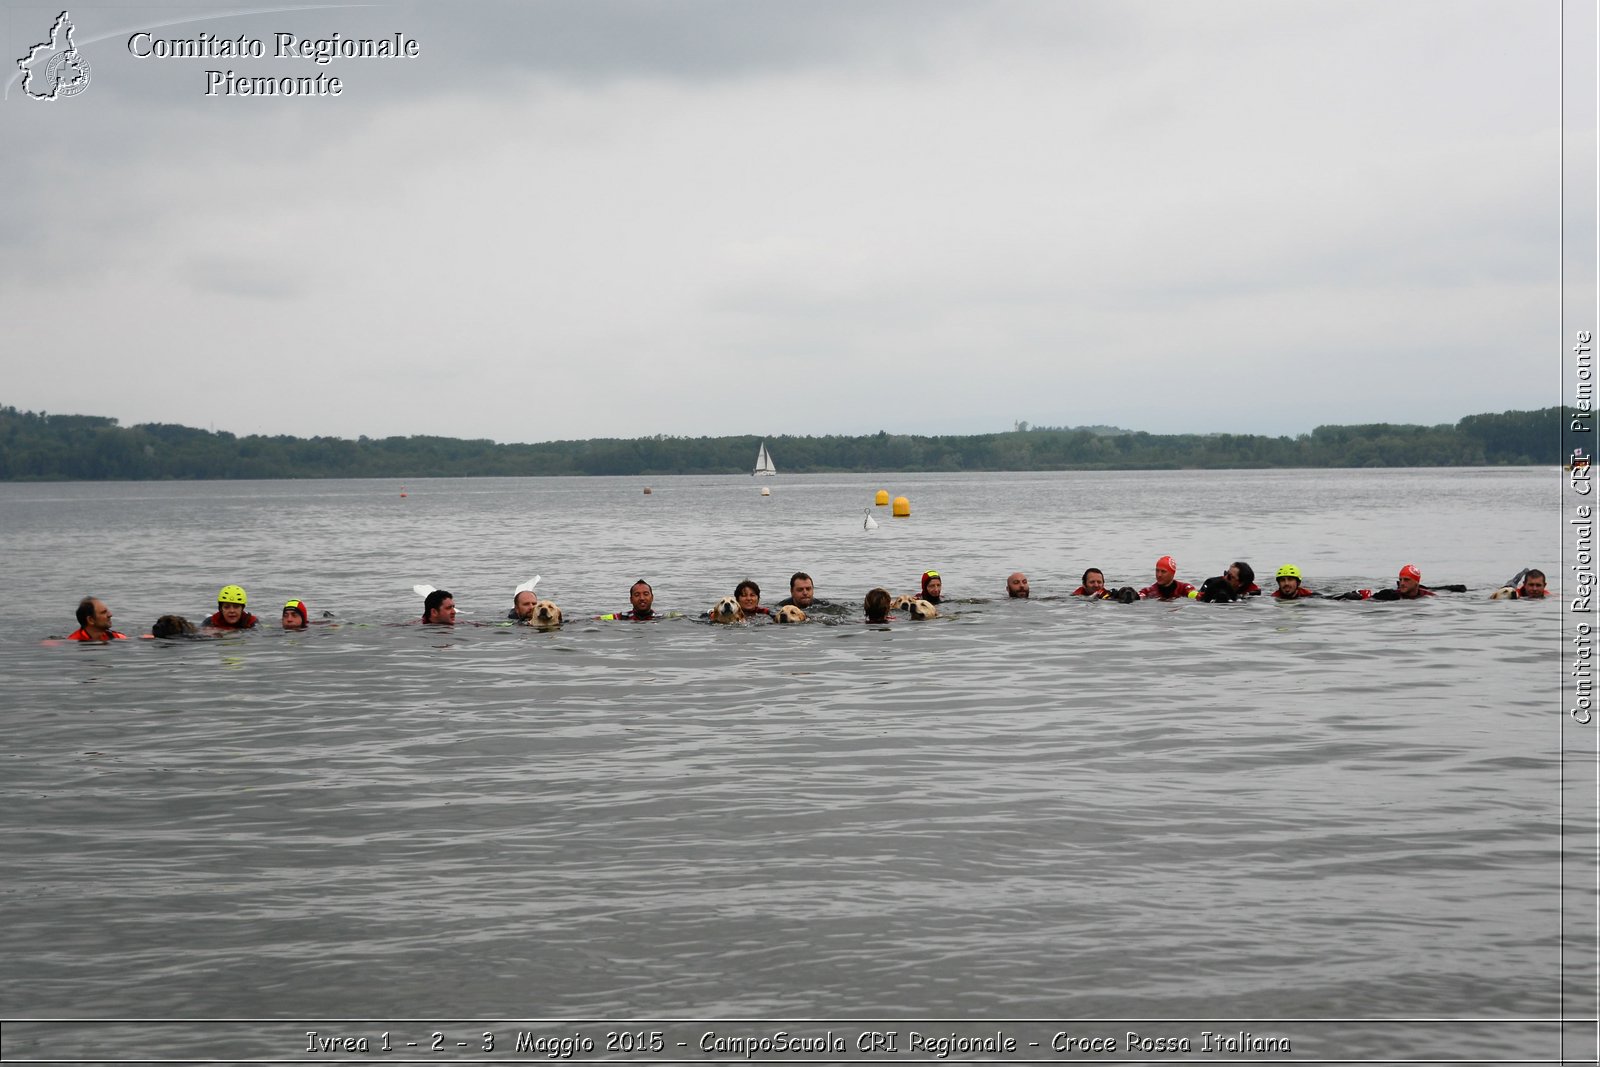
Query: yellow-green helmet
[[1275, 564, 1302, 580], [217, 584, 248, 605]]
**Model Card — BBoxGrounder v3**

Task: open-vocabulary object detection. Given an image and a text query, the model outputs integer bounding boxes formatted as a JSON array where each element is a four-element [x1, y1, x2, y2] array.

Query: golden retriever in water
[[773, 604, 807, 623], [532, 600, 563, 628], [907, 598, 938, 620], [708, 596, 744, 624], [890, 594, 918, 612], [1489, 586, 1519, 600]]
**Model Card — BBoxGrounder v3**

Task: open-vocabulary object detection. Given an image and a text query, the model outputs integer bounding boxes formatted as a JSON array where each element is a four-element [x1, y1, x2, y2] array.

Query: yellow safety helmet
[[1275, 564, 1302, 580], [217, 584, 248, 605]]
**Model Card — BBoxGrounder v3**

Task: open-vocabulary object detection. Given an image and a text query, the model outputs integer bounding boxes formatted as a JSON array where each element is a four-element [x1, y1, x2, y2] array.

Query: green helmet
[[217, 584, 248, 605], [1275, 564, 1302, 580]]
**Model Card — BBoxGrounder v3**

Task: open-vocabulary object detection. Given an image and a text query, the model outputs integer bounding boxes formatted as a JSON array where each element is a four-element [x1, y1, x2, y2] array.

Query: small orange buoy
[[892, 495, 911, 517], [875, 489, 889, 506], [643, 487, 653, 495]]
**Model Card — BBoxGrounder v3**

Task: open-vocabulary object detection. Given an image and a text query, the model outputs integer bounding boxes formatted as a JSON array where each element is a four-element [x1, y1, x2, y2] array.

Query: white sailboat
[[753, 441, 777, 477]]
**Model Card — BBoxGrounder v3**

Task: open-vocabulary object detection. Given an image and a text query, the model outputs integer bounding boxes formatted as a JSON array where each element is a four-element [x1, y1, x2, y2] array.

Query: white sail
[[753, 441, 777, 476]]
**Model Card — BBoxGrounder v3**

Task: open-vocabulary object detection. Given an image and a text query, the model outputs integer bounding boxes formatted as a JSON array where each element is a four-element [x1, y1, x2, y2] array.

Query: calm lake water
[[0, 468, 1592, 1063]]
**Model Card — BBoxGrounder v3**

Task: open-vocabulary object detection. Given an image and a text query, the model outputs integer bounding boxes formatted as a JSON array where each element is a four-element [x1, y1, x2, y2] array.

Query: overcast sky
[[1, 0, 1588, 443]]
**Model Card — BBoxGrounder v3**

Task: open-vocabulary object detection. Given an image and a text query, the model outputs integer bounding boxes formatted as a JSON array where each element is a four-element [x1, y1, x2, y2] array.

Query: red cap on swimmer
[[1398, 564, 1422, 581], [1156, 556, 1177, 574]]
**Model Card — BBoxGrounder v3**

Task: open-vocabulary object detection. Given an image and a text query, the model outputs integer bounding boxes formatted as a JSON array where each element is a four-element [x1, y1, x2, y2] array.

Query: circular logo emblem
[[44, 49, 91, 98]]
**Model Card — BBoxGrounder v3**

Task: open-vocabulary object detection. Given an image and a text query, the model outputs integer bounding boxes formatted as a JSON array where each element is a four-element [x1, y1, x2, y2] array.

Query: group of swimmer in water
[[58, 559, 1551, 642]]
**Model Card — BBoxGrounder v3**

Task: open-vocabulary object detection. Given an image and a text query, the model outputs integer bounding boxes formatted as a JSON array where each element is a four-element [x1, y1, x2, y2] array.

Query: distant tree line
[[0, 404, 1570, 481]]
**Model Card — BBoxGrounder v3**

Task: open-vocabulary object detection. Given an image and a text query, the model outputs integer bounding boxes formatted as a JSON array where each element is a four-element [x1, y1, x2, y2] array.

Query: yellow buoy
[[875, 489, 889, 506], [643, 487, 653, 495], [892, 495, 911, 517]]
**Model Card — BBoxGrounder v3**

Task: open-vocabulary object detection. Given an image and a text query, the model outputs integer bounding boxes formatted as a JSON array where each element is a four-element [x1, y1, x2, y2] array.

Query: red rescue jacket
[[67, 628, 128, 642], [203, 611, 259, 629]]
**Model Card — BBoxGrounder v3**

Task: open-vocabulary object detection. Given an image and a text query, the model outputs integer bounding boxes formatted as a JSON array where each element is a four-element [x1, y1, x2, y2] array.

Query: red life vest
[[67, 628, 128, 642], [1271, 587, 1317, 599], [204, 611, 258, 629], [1139, 580, 1195, 601], [1070, 586, 1112, 599]]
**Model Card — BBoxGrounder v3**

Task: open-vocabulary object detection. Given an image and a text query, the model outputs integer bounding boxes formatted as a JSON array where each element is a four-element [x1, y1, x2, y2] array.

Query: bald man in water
[[1006, 572, 1030, 598]]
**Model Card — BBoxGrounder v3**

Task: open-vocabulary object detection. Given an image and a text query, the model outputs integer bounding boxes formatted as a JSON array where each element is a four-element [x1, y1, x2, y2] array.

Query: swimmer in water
[[598, 579, 656, 621], [1072, 568, 1110, 599], [1006, 572, 1030, 598], [1510, 569, 1550, 598], [1336, 564, 1438, 601], [67, 597, 127, 642], [204, 585, 258, 629], [864, 587, 892, 624], [422, 589, 457, 624], [1195, 561, 1260, 602], [1140, 557, 1196, 601], [777, 573, 817, 611], [735, 579, 771, 617], [1271, 565, 1317, 599], [281, 599, 310, 630], [508, 589, 537, 622]]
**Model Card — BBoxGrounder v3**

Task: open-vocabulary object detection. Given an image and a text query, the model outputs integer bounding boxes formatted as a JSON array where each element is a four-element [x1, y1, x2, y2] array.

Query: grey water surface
[[0, 468, 1590, 1062]]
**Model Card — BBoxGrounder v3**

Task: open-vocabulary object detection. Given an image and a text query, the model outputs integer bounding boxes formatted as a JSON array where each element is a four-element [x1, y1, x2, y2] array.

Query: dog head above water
[[708, 596, 743, 623], [889, 594, 917, 612], [531, 600, 563, 627], [773, 604, 807, 623], [907, 598, 938, 620]]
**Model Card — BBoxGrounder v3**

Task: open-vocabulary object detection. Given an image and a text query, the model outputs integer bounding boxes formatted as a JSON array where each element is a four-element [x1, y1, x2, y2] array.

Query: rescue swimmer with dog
[[735, 579, 772, 617], [1490, 568, 1550, 599], [508, 589, 538, 622], [1194, 562, 1261, 603], [1333, 564, 1437, 601]]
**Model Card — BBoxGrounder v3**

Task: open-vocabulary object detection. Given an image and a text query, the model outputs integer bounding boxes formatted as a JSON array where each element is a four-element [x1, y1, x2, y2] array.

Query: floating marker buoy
[[643, 487, 653, 495], [863, 508, 879, 531], [400, 486, 408, 498], [760, 486, 771, 496], [892, 495, 911, 517], [875, 489, 889, 506]]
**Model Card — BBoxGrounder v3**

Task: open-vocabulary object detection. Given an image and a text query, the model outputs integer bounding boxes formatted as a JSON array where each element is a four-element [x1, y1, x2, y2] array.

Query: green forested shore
[[0, 405, 1570, 480]]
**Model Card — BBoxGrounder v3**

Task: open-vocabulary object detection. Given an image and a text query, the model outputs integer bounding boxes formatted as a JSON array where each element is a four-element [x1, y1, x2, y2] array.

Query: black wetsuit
[[1195, 577, 1262, 603]]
